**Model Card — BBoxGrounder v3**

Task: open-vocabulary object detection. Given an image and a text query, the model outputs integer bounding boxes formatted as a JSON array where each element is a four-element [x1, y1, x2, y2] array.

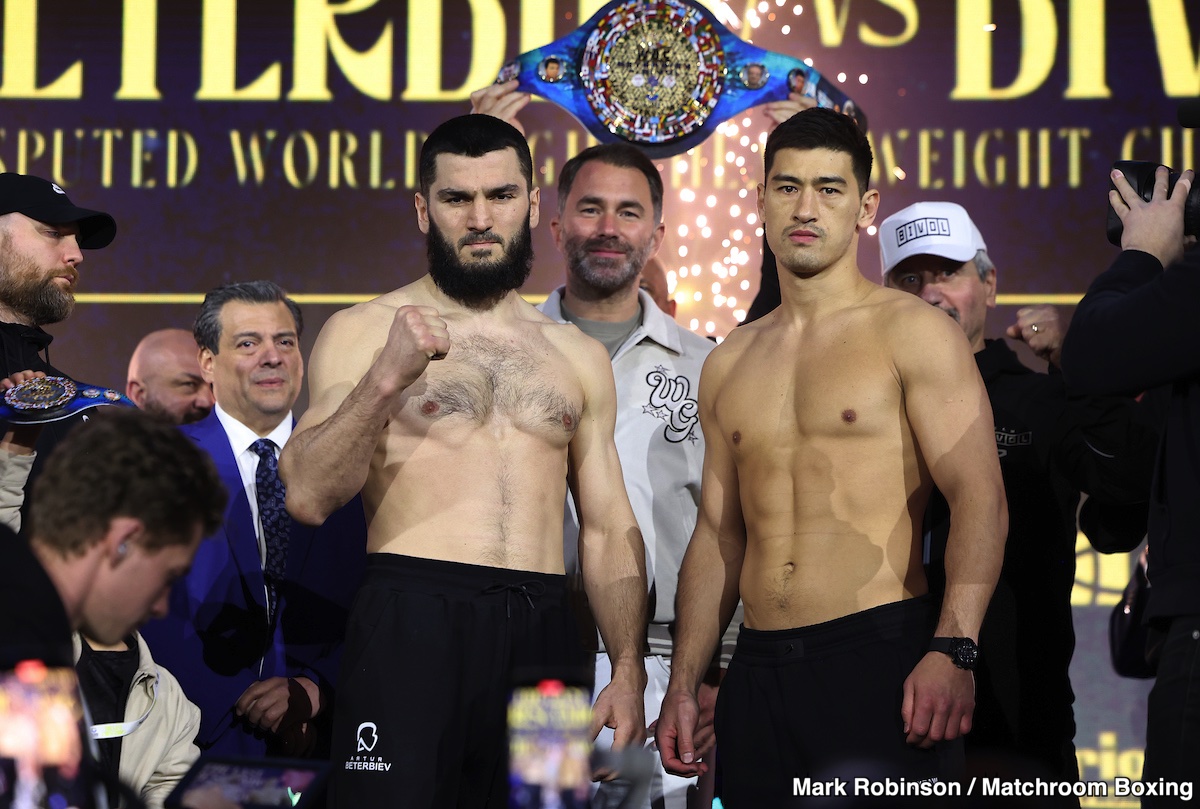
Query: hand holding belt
[[0, 376, 133, 424], [498, 0, 868, 157]]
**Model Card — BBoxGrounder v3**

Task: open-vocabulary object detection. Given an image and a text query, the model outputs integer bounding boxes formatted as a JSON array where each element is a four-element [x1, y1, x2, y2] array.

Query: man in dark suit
[[141, 280, 367, 758]]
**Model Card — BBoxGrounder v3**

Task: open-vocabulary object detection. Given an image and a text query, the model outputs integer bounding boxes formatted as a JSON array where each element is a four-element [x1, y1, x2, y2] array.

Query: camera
[[1107, 160, 1200, 246]]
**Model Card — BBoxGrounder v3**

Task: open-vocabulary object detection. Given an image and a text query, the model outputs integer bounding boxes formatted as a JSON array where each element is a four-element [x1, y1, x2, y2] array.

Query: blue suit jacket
[[140, 411, 367, 756]]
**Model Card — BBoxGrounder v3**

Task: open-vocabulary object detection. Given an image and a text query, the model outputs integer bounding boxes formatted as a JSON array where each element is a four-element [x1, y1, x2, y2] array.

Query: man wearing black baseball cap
[[0, 173, 117, 531], [0, 172, 116, 350]]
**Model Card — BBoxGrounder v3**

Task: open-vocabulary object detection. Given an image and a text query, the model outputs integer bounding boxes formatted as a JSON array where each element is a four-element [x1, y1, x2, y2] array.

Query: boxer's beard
[[426, 217, 534, 310], [0, 232, 75, 326]]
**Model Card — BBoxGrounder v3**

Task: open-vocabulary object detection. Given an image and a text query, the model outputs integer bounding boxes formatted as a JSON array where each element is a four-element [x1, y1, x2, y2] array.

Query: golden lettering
[[812, 0, 853, 48], [328, 131, 360, 189], [1038, 129, 1052, 187], [1064, 0, 1109, 99], [51, 130, 74, 186], [368, 131, 397, 190], [290, 0, 392, 102], [578, 0, 608, 23], [1017, 129, 1031, 188], [229, 130, 279, 186], [167, 130, 199, 188], [1121, 128, 1154, 161], [16, 130, 45, 176], [1147, 0, 1200, 96], [1057, 127, 1088, 188], [131, 129, 156, 188], [860, 0, 918, 48], [1162, 127, 1175, 168], [117, 0, 161, 100], [196, 0, 282, 101], [1075, 731, 1145, 782], [866, 129, 908, 187], [405, 130, 426, 190], [527, 130, 553, 188], [972, 130, 1004, 188], [917, 128, 945, 189], [0, 0, 83, 98], [952, 129, 966, 188], [401, 0, 506, 102], [282, 131, 320, 188], [952, 0, 1056, 100], [564, 130, 599, 164], [0, 0, 1179, 105], [93, 129, 125, 188], [1119, 749, 1146, 781], [1181, 128, 1195, 171], [519, 0, 553, 57]]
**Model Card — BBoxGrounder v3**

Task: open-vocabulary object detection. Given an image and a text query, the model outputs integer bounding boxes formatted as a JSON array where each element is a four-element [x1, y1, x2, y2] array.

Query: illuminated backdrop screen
[[4, 1, 1193, 797]]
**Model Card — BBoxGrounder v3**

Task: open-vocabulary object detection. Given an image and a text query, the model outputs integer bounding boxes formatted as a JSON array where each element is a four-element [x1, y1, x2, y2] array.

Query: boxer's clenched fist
[[377, 305, 450, 394]]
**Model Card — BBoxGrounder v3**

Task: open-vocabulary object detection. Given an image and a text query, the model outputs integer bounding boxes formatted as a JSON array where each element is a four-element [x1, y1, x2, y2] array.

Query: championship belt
[[498, 0, 867, 157], [0, 376, 133, 424]]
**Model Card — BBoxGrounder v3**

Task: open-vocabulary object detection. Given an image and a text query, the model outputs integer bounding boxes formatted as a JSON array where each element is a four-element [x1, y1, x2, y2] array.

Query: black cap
[[0, 173, 116, 249]]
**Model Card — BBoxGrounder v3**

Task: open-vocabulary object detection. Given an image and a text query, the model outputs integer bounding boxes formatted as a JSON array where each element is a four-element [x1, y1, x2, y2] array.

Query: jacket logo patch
[[995, 427, 1032, 458], [643, 366, 699, 443]]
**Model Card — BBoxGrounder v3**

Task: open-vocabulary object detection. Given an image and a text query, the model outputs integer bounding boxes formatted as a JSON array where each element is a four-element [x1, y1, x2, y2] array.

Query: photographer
[[1061, 164, 1198, 803]]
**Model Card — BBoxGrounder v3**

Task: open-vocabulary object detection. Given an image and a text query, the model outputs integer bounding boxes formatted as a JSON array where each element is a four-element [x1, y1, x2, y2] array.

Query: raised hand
[[1005, 304, 1064, 367], [1110, 166, 1194, 267], [470, 79, 531, 135], [375, 305, 451, 395], [761, 93, 818, 130]]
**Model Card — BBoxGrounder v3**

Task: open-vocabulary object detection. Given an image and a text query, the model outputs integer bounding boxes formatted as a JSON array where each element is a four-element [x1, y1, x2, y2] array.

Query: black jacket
[[0, 320, 87, 533], [0, 524, 73, 668], [927, 339, 1156, 780], [1063, 248, 1200, 620]]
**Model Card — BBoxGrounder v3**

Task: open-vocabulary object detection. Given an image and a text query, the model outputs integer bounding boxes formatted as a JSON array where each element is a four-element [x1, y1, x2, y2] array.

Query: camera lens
[[1107, 160, 1200, 247]]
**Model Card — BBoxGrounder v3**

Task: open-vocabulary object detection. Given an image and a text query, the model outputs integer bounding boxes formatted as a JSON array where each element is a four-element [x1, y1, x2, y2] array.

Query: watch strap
[[929, 636, 979, 670]]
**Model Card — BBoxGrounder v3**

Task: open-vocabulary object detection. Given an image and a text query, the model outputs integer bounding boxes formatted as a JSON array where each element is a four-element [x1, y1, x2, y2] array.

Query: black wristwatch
[[929, 637, 979, 671]]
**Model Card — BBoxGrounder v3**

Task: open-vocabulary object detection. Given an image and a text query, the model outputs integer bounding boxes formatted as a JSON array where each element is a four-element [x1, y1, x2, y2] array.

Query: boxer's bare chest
[[397, 329, 582, 442]]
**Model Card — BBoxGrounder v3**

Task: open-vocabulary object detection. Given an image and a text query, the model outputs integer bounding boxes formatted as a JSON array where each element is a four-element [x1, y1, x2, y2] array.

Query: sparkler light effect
[[653, 1, 877, 341]]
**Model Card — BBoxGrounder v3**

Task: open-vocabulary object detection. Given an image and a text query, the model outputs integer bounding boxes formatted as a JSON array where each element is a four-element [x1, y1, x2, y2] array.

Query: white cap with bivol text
[[878, 201, 987, 280]]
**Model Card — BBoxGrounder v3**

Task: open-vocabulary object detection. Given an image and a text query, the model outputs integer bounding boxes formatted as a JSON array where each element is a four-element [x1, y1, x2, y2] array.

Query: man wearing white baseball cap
[[0, 172, 118, 531], [879, 201, 1157, 793]]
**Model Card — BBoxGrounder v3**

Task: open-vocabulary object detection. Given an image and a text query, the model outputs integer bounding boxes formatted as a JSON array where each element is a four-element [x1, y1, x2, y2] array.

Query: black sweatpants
[[329, 554, 590, 809], [715, 596, 963, 807]]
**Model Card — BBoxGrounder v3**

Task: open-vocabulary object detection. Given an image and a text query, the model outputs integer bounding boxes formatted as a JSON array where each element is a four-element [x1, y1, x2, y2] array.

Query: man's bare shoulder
[[322, 281, 433, 338], [863, 285, 969, 345], [514, 295, 569, 328], [538, 316, 610, 368], [859, 286, 977, 387], [363, 278, 437, 313], [694, 324, 759, 396]]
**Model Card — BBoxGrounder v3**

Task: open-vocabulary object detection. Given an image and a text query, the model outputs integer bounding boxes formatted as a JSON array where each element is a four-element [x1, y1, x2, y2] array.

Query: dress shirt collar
[[214, 403, 293, 456], [541, 287, 683, 356]]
